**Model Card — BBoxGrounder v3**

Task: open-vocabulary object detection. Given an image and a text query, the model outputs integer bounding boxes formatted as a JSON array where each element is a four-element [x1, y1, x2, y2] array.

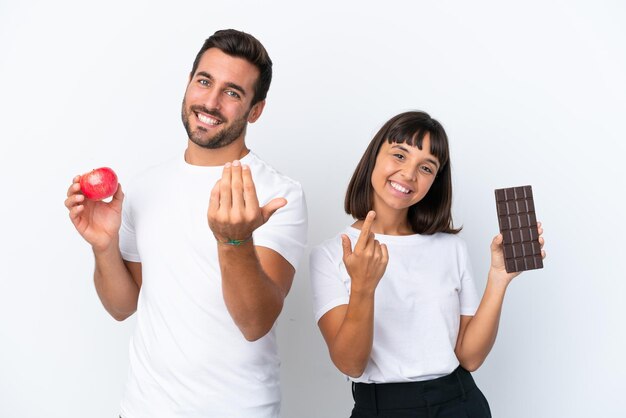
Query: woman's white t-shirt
[[310, 227, 479, 383]]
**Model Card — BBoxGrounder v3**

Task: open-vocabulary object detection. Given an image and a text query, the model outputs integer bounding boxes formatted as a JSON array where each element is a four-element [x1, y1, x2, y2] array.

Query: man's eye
[[225, 90, 241, 99], [199, 79, 209, 86]]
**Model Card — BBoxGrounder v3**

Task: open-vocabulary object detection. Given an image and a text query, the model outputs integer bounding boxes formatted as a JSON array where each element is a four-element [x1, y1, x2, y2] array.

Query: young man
[[65, 29, 307, 417]]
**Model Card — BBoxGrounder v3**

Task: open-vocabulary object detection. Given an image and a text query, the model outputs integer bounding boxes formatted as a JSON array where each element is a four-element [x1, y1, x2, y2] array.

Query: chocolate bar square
[[495, 185, 543, 273]]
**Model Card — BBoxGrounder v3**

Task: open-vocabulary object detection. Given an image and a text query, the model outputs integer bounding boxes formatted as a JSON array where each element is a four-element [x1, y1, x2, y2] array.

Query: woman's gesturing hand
[[341, 211, 389, 294]]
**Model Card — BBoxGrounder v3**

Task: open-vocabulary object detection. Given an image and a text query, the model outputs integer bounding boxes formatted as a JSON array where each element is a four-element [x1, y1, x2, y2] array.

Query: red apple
[[80, 167, 118, 200]]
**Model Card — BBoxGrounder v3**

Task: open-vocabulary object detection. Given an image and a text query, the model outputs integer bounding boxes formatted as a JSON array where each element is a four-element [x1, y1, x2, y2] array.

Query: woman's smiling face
[[370, 133, 440, 217]]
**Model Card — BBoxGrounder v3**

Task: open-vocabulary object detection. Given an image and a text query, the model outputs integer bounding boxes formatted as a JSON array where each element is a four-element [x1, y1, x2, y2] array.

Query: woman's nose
[[401, 166, 418, 181]]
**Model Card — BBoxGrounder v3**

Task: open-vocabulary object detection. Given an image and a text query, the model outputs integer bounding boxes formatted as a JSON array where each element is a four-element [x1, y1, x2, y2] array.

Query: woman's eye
[[421, 166, 433, 174], [393, 153, 405, 160]]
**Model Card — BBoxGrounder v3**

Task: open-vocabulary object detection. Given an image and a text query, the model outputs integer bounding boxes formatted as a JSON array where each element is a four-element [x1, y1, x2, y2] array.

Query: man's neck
[[184, 139, 250, 167]]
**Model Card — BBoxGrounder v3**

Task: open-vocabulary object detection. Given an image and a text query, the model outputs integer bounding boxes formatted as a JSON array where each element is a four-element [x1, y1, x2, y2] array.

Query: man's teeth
[[390, 181, 411, 194], [198, 113, 221, 125]]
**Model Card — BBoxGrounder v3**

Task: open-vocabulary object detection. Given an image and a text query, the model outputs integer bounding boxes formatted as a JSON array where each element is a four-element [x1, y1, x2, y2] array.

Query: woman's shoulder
[[422, 232, 470, 254]]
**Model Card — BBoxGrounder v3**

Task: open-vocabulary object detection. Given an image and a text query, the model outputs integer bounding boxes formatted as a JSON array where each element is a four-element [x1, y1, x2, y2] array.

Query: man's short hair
[[191, 29, 273, 106]]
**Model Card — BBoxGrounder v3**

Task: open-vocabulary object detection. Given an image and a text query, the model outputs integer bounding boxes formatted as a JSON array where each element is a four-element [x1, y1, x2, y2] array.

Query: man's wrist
[[214, 234, 253, 246], [92, 237, 120, 257]]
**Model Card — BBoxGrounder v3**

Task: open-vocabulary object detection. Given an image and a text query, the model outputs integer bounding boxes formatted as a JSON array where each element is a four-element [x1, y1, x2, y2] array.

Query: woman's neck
[[352, 207, 414, 236]]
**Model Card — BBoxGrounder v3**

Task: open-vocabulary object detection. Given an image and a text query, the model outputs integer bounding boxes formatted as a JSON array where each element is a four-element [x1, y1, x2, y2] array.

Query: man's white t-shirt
[[310, 227, 479, 383], [118, 151, 307, 418]]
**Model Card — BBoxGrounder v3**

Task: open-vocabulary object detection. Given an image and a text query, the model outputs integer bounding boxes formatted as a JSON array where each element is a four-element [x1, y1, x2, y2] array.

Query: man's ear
[[247, 100, 266, 123]]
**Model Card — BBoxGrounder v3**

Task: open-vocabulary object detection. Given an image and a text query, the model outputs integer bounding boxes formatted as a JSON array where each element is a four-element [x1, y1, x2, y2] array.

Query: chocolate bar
[[494, 185, 543, 273]]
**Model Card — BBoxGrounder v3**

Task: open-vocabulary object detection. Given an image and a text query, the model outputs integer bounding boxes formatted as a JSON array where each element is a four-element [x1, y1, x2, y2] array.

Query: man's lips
[[197, 112, 222, 126], [191, 106, 225, 127]]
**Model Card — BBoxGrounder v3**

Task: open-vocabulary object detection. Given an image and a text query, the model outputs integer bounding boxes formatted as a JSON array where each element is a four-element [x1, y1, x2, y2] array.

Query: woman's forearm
[[456, 270, 510, 371], [328, 290, 376, 378]]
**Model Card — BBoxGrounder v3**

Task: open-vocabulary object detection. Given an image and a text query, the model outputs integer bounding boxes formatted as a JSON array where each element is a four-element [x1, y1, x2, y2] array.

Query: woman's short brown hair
[[344, 111, 460, 235]]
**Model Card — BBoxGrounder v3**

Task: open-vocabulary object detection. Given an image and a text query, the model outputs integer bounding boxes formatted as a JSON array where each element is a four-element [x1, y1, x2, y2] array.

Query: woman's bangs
[[387, 127, 449, 167]]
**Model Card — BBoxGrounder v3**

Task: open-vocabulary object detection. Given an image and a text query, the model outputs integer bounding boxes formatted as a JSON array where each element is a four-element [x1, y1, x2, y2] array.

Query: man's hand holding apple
[[65, 170, 123, 252], [208, 160, 286, 245]]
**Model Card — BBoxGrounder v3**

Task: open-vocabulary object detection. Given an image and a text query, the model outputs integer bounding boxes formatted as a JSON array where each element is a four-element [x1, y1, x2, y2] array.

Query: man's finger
[[69, 205, 84, 222], [65, 193, 84, 209], [208, 180, 220, 214], [110, 183, 124, 211], [219, 162, 233, 209], [261, 198, 287, 223], [231, 160, 245, 209], [241, 164, 260, 209], [67, 179, 81, 197]]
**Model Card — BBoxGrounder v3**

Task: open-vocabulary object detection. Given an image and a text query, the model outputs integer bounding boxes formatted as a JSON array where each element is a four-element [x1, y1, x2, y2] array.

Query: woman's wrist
[[487, 268, 512, 289]]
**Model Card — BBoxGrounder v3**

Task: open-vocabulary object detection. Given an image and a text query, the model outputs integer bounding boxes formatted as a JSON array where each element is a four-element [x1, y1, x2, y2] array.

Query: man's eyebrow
[[196, 71, 213, 80], [195, 72, 247, 97], [225, 82, 247, 97]]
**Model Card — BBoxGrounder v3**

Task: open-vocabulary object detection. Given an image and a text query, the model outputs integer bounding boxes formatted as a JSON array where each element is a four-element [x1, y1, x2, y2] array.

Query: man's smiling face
[[181, 48, 262, 149]]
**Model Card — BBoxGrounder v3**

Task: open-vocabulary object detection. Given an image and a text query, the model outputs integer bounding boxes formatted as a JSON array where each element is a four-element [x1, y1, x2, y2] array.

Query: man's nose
[[204, 89, 222, 110]]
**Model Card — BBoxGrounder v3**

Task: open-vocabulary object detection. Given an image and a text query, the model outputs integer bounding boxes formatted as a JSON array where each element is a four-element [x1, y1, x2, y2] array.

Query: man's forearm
[[93, 240, 140, 321], [218, 241, 285, 341]]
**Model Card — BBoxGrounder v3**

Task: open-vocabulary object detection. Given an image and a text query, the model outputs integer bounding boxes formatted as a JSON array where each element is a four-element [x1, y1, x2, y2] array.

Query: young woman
[[310, 111, 545, 417]]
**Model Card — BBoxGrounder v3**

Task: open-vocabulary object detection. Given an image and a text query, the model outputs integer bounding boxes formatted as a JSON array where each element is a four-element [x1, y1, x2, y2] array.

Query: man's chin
[[190, 137, 219, 149]]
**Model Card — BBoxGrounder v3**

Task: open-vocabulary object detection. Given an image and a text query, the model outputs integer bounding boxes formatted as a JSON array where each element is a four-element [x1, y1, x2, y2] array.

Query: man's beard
[[182, 101, 249, 149]]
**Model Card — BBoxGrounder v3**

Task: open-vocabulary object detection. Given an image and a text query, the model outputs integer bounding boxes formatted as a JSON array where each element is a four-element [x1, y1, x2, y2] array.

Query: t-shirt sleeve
[[253, 184, 308, 270], [309, 242, 350, 323], [458, 239, 479, 316], [119, 192, 141, 263]]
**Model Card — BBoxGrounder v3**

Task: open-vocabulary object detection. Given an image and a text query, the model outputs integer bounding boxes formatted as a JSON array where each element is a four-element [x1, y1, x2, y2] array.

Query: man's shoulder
[[248, 151, 303, 195]]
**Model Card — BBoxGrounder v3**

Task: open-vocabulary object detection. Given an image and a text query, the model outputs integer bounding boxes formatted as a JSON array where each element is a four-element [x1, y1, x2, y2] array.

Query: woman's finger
[[355, 211, 376, 251]]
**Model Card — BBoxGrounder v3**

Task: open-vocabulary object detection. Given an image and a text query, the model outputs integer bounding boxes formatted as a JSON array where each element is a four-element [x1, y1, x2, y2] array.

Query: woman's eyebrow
[[391, 144, 440, 167], [390, 144, 410, 152], [426, 158, 440, 168]]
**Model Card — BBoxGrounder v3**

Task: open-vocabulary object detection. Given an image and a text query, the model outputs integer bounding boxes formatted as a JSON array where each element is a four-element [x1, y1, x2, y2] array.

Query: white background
[[1, 1, 625, 417]]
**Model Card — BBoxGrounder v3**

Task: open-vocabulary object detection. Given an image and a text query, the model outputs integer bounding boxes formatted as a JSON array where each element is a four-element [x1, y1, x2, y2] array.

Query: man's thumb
[[261, 198, 287, 223]]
